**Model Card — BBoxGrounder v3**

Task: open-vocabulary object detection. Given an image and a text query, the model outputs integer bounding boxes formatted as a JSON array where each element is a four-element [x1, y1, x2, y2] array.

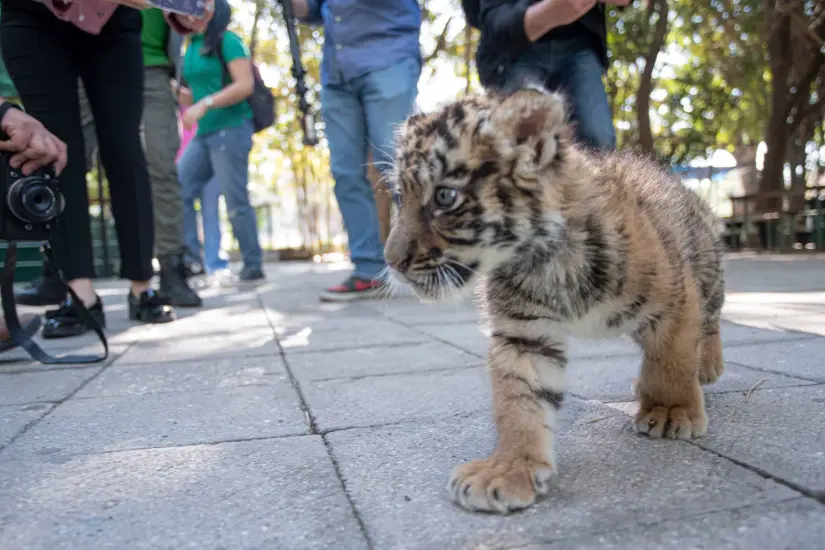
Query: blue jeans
[[177, 119, 262, 270], [321, 56, 421, 280], [182, 175, 229, 274], [489, 42, 616, 150]]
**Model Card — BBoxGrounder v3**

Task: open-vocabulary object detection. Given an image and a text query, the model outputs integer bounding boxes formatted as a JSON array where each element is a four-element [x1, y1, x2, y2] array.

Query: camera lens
[[7, 175, 62, 225]]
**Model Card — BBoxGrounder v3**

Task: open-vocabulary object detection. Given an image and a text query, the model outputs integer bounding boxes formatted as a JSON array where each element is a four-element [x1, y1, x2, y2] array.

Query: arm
[[206, 57, 254, 108], [480, 0, 600, 48]]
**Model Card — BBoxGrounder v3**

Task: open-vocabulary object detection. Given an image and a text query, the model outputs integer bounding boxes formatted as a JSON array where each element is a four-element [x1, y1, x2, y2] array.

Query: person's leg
[[200, 177, 229, 274], [319, 82, 384, 301], [1, 6, 104, 337], [14, 78, 100, 308], [203, 120, 263, 280], [362, 56, 421, 212], [78, 7, 174, 323], [552, 48, 616, 150], [178, 134, 215, 272], [142, 65, 201, 307]]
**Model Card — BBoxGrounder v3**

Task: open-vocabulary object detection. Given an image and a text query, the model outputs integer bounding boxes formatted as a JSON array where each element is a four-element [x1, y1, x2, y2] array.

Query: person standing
[[1, 0, 177, 338], [168, 0, 265, 282], [291, 0, 422, 302], [11, 6, 203, 309], [466, 0, 629, 150], [140, 7, 203, 306]]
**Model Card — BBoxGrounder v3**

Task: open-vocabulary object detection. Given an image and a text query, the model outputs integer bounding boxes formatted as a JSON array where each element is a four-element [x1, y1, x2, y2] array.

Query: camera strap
[[1, 242, 108, 364]]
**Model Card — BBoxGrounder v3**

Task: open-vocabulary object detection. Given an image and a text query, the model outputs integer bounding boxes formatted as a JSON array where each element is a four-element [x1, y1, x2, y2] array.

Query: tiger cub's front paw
[[448, 452, 555, 514]]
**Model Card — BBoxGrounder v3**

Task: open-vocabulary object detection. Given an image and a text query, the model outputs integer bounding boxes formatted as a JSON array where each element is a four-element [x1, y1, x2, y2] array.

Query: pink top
[[177, 106, 197, 161], [41, 0, 118, 35]]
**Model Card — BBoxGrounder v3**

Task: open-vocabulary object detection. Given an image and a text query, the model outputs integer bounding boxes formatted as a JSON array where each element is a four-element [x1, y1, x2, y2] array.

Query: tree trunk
[[249, 0, 265, 60], [760, 1, 791, 205], [636, 0, 669, 156], [464, 24, 473, 94]]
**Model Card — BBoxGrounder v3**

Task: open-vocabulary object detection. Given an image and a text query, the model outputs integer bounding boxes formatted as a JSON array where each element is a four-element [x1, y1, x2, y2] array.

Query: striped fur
[[384, 87, 727, 514]]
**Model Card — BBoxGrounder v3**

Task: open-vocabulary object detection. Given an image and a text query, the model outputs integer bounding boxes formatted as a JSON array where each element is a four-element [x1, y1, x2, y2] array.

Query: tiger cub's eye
[[434, 186, 459, 209]]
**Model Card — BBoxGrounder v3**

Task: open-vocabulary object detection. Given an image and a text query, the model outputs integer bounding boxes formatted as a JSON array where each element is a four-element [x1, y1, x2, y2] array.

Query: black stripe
[[535, 389, 565, 410], [493, 333, 567, 365]]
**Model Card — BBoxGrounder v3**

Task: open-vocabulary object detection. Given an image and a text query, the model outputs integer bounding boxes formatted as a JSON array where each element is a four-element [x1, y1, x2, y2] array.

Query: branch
[[423, 17, 453, 65], [784, 56, 825, 122]]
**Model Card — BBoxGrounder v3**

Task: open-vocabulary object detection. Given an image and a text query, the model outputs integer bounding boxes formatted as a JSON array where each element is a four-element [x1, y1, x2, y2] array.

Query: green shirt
[[141, 8, 170, 67], [183, 31, 253, 137], [0, 4, 17, 99]]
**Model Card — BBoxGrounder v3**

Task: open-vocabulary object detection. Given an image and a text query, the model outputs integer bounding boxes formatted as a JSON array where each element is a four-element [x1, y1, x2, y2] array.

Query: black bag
[[462, 0, 480, 30], [214, 32, 276, 133]]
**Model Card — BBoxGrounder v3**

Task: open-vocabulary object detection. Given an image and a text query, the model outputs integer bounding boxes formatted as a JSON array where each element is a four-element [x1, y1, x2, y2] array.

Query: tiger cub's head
[[384, 86, 571, 301]]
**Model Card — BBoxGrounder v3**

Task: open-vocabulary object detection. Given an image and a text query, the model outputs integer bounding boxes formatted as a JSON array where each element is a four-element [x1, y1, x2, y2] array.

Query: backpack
[[214, 32, 276, 134], [462, 0, 480, 30]]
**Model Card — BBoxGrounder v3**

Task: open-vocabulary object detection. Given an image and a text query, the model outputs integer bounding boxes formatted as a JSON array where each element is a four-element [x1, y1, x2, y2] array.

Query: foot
[[319, 275, 385, 302], [158, 253, 203, 308], [239, 265, 265, 282], [448, 452, 556, 514], [634, 399, 708, 440], [14, 276, 65, 307], [42, 296, 106, 339], [128, 289, 176, 324]]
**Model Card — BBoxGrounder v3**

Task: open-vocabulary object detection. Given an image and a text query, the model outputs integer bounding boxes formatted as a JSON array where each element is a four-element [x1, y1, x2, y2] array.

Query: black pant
[[1, 2, 154, 281]]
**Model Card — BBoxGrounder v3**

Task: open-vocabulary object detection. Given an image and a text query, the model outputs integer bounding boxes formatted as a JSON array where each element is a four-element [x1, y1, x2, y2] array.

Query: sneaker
[[319, 275, 385, 302], [239, 265, 265, 282]]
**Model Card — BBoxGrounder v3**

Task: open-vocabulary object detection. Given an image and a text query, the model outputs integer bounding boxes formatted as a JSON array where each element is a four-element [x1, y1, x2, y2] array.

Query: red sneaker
[[319, 275, 385, 302]]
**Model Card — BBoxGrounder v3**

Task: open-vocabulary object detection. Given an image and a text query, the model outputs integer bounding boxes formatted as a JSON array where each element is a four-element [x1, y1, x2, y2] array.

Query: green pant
[[79, 66, 183, 257]]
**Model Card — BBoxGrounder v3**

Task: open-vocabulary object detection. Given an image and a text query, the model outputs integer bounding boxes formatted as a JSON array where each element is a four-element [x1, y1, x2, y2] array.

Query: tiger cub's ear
[[485, 87, 568, 170]]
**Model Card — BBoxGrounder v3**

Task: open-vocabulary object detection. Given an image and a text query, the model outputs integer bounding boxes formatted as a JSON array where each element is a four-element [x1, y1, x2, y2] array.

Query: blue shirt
[[299, 0, 422, 86]]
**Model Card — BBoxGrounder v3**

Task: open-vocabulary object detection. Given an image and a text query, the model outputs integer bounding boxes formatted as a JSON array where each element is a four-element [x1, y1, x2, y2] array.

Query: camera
[[0, 152, 64, 242]]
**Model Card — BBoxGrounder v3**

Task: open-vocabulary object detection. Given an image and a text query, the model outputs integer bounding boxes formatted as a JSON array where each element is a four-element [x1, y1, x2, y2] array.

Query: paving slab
[[0, 367, 102, 406], [1, 383, 307, 460], [114, 329, 279, 365], [302, 366, 489, 431], [278, 317, 430, 354], [326, 400, 798, 550], [0, 344, 129, 373], [287, 340, 482, 381], [75, 355, 288, 399], [368, 298, 481, 325], [0, 403, 53, 448], [697, 386, 825, 496], [0, 437, 369, 550], [723, 338, 825, 381], [514, 497, 825, 550], [567, 355, 814, 402]]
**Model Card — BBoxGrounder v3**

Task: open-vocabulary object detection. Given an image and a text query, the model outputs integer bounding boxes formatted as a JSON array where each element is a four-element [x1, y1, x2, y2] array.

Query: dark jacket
[[468, 0, 608, 90]]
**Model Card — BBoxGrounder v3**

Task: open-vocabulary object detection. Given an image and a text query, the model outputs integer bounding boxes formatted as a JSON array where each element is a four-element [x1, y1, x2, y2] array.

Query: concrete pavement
[[1, 255, 824, 549]]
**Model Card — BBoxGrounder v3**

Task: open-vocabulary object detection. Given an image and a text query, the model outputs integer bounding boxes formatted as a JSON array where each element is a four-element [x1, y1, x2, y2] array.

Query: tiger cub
[[383, 86, 726, 514]]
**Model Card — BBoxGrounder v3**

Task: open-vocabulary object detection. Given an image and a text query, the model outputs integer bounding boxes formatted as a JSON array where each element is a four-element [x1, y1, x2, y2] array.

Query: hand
[[0, 106, 68, 176], [181, 99, 209, 128], [547, 0, 598, 27]]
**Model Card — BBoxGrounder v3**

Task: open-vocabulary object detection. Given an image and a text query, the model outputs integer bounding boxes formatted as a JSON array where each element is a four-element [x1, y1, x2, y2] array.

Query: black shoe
[[128, 289, 176, 324], [239, 265, 265, 282], [42, 296, 106, 339], [15, 276, 66, 306], [159, 253, 203, 308]]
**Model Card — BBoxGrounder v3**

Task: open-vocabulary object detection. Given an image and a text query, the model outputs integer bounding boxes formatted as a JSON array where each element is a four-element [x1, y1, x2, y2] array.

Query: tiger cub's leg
[[698, 285, 726, 385], [449, 333, 566, 513], [634, 294, 708, 440]]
